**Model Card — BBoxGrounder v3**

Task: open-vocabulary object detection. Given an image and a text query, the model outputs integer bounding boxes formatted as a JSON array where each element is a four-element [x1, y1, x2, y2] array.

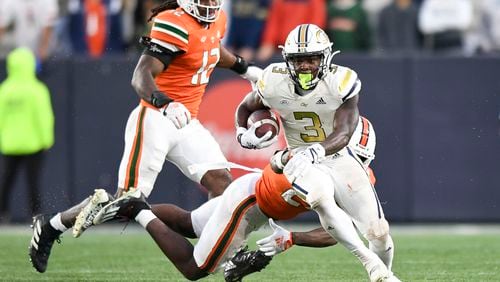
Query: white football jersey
[[256, 62, 361, 149]]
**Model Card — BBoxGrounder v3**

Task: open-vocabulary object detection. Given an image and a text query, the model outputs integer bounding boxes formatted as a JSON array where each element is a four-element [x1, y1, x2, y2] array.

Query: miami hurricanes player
[[28, 0, 262, 273], [235, 24, 397, 280], [90, 148, 399, 281]]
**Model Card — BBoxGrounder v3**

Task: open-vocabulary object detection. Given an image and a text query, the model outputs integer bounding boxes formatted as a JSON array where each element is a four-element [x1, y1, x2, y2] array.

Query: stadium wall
[[0, 55, 498, 223]]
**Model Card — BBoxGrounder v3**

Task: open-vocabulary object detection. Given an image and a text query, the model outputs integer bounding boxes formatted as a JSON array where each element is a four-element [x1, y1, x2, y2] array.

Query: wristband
[[230, 55, 249, 75], [150, 90, 173, 108]]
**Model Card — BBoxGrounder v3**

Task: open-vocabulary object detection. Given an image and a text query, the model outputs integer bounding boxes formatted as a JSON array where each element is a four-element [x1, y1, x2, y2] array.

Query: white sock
[[369, 234, 394, 270], [315, 202, 385, 274], [135, 210, 156, 228], [49, 213, 68, 232]]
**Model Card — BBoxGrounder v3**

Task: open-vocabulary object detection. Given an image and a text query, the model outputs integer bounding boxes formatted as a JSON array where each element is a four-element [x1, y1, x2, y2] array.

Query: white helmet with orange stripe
[[349, 116, 376, 167], [177, 0, 223, 23]]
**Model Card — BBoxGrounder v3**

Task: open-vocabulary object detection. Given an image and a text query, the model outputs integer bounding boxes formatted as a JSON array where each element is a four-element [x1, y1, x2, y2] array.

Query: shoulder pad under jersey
[[256, 63, 290, 103], [150, 9, 190, 52], [327, 65, 361, 102]]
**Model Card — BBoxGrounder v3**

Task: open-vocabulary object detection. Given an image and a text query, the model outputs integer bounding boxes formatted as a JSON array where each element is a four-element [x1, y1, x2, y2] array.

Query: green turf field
[[1, 225, 499, 281]]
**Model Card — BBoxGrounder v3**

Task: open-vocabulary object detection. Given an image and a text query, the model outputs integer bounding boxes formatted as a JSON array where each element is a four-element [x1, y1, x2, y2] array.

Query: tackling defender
[[235, 24, 396, 278], [28, 0, 262, 273], [85, 115, 396, 281], [91, 150, 397, 281]]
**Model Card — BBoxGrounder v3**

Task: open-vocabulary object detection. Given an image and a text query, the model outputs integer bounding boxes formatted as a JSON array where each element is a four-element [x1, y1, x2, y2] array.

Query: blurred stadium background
[[0, 54, 498, 224]]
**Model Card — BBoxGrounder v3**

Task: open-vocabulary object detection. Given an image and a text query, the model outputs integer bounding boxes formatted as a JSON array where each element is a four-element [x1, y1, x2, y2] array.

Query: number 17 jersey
[[146, 8, 227, 118]]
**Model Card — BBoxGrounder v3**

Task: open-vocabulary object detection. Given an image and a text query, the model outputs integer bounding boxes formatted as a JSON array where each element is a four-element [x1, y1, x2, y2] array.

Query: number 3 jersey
[[256, 63, 361, 148], [143, 8, 227, 118]]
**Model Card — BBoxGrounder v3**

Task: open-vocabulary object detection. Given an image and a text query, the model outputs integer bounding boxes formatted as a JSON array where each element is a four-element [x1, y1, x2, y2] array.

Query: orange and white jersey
[[140, 8, 227, 118], [255, 165, 310, 220]]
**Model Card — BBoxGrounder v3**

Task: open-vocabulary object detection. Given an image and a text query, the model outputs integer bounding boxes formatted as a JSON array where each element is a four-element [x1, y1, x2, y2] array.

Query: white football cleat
[[368, 263, 393, 282], [73, 189, 111, 238]]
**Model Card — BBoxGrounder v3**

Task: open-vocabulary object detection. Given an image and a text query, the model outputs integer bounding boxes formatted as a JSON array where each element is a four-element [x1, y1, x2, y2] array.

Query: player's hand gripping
[[283, 144, 325, 183], [164, 102, 191, 129], [236, 122, 277, 149], [256, 219, 293, 256]]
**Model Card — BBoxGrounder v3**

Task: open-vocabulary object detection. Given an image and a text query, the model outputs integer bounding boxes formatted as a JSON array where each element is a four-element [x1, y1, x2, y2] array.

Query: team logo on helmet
[[279, 24, 335, 91]]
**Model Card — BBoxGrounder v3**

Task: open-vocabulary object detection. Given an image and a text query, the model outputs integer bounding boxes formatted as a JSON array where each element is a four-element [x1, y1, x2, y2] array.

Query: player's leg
[[329, 149, 394, 270], [292, 166, 392, 282], [166, 119, 232, 199], [193, 173, 269, 279], [94, 173, 266, 280], [0, 155, 21, 220], [29, 106, 171, 272], [74, 105, 176, 236], [26, 151, 45, 215], [151, 204, 196, 238], [29, 188, 114, 273], [200, 169, 232, 199], [95, 190, 207, 280]]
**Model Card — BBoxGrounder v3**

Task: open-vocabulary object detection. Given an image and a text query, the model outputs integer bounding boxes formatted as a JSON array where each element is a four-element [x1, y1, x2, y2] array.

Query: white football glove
[[240, 65, 263, 83], [164, 102, 191, 129], [283, 144, 325, 183], [256, 219, 293, 256], [270, 149, 291, 173], [236, 123, 277, 149]]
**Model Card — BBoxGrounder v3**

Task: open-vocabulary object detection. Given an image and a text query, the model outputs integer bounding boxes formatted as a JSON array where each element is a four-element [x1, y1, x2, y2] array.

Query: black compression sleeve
[[142, 37, 184, 70], [230, 55, 249, 75]]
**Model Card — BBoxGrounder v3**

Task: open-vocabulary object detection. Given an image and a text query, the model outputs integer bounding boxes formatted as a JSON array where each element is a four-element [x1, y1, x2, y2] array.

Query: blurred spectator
[[418, 0, 473, 55], [0, 0, 59, 61], [377, 0, 421, 53], [67, 0, 125, 57], [128, 0, 159, 52], [466, 0, 500, 54], [225, 0, 271, 61], [361, 0, 391, 29], [256, 0, 326, 62], [327, 0, 372, 52], [0, 48, 54, 223]]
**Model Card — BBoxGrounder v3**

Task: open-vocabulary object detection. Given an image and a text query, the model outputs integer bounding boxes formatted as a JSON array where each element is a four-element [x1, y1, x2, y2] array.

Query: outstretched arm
[[292, 227, 337, 248], [257, 219, 337, 256]]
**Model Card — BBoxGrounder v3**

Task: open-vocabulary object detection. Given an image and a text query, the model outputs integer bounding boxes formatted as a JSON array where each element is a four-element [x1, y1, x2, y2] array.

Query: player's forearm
[[292, 227, 338, 248], [235, 92, 267, 128], [131, 55, 163, 102], [217, 46, 238, 68], [321, 96, 359, 155]]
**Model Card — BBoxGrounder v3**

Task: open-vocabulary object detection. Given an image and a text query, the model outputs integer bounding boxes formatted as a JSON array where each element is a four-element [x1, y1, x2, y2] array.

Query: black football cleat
[[224, 246, 273, 282], [29, 214, 62, 273]]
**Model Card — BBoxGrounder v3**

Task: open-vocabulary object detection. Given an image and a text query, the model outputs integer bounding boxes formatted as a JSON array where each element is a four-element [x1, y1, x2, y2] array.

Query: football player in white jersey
[[235, 24, 397, 281]]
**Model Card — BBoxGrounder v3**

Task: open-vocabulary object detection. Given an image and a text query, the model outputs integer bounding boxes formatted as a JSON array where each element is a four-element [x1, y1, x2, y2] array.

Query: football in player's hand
[[247, 110, 280, 139]]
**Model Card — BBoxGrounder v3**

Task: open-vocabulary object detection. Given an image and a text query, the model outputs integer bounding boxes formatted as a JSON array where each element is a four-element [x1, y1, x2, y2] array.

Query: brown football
[[247, 109, 280, 139]]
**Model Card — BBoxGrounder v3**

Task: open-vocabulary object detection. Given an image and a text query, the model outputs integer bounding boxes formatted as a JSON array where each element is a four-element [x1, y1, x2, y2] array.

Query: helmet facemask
[[177, 0, 223, 23], [279, 24, 334, 91], [284, 52, 328, 90]]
